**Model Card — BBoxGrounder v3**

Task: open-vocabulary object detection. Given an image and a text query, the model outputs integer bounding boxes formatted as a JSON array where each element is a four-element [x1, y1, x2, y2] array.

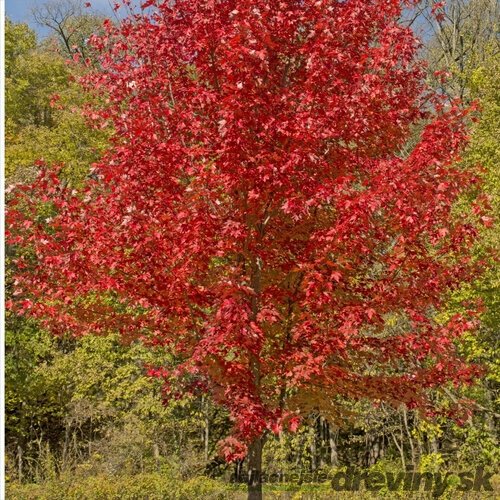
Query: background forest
[[4, 0, 500, 498]]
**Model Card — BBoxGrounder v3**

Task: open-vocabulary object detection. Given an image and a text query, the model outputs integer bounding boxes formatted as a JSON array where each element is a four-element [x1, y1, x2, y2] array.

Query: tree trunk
[[403, 408, 416, 467], [430, 435, 439, 455], [366, 432, 382, 466], [17, 444, 23, 480], [391, 431, 405, 469], [247, 436, 264, 500], [319, 418, 327, 468], [234, 458, 243, 483], [153, 443, 160, 471], [309, 421, 317, 471], [203, 396, 209, 462]]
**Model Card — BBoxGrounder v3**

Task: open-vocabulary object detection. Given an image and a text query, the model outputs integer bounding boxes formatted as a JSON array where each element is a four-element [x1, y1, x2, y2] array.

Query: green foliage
[[466, 51, 500, 334], [6, 473, 237, 500], [445, 48, 500, 433], [453, 420, 500, 467], [5, 18, 37, 79], [4, 321, 232, 481], [5, 48, 68, 130], [4, 318, 65, 459], [5, 18, 109, 186]]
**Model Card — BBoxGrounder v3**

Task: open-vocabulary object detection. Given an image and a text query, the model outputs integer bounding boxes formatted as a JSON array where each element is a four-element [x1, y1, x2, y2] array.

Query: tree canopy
[[5, 1, 495, 498]]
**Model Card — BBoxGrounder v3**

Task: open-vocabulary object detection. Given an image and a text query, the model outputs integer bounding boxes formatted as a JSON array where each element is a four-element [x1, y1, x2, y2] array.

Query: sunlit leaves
[[6, 0, 487, 461]]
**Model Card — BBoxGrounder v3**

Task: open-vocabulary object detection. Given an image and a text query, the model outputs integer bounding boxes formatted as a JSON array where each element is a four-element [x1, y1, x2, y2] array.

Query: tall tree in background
[[31, 0, 107, 59], [7, 1, 489, 498], [411, 0, 500, 101]]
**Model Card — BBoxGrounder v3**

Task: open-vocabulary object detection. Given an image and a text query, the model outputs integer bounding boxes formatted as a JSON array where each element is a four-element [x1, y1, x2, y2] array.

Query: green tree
[[5, 18, 36, 78], [5, 18, 109, 185]]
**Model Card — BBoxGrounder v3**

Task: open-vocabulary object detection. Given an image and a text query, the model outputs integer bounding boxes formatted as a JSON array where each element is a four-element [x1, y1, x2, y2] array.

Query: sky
[[6, 1, 434, 41]]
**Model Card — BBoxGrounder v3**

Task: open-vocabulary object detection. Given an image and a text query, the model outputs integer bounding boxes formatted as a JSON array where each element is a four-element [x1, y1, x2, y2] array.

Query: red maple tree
[[7, 0, 487, 498]]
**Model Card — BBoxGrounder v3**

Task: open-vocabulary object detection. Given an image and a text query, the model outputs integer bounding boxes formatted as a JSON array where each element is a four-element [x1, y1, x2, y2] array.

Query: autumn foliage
[[7, 0, 487, 463]]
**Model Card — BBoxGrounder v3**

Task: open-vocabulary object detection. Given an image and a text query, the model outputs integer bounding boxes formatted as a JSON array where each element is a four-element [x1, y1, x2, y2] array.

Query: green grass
[[5, 472, 500, 499]]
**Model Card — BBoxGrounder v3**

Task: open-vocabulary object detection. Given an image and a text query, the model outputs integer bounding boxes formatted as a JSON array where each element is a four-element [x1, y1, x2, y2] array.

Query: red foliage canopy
[[7, 0, 486, 459]]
